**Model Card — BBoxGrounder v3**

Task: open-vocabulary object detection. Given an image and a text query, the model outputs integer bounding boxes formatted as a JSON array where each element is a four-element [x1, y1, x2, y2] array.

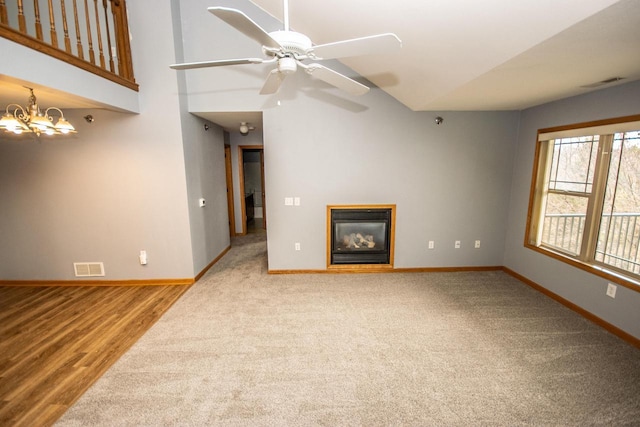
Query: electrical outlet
[[294, 197, 300, 206], [295, 242, 301, 251], [475, 240, 481, 249], [139, 250, 147, 265], [454, 240, 461, 249], [428, 240, 434, 249], [606, 283, 617, 298]]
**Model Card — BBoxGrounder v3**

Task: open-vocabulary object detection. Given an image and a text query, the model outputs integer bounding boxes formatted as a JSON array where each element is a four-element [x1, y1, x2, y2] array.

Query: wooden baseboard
[[502, 267, 640, 350], [269, 266, 503, 274], [195, 245, 231, 281], [268, 269, 333, 274], [394, 266, 503, 273], [0, 278, 194, 287]]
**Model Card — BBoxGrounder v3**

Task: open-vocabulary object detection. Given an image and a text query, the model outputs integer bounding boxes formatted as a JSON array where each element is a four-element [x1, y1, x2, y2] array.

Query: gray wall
[[175, 0, 269, 236], [503, 80, 640, 338], [262, 75, 519, 270], [172, 0, 231, 274], [179, 114, 231, 274]]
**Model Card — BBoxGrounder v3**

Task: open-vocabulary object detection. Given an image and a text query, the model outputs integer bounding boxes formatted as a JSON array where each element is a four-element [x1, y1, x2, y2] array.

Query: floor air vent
[[73, 262, 105, 277]]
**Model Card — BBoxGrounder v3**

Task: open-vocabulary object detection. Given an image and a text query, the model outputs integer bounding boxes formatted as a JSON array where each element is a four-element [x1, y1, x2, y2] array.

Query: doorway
[[238, 145, 266, 235]]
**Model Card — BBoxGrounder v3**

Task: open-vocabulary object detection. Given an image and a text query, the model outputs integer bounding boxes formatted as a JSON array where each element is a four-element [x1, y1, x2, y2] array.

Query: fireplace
[[327, 205, 395, 269]]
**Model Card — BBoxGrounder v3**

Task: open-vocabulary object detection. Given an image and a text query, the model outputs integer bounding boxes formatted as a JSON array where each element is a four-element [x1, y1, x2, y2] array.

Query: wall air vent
[[73, 262, 105, 277]]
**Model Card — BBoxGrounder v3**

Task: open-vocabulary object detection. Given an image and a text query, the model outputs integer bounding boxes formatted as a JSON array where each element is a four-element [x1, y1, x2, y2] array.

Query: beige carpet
[[56, 233, 640, 426]]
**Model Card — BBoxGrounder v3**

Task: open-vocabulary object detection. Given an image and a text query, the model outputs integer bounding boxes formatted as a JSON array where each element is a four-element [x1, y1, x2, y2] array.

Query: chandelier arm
[[44, 107, 65, 120], [6, 104, 28, 120]]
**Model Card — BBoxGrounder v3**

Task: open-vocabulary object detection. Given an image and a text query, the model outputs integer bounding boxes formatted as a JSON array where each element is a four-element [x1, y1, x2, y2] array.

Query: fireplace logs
[[342, 233, 376, 249]]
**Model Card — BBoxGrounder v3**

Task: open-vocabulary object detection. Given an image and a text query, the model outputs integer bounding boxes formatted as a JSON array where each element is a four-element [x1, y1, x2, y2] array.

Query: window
[[527, 115, 640, 286]]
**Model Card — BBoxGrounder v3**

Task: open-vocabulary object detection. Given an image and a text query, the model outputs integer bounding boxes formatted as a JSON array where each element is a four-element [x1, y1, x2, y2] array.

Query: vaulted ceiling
[[249, 0, 640, 111], [1, 0, 638, 134]]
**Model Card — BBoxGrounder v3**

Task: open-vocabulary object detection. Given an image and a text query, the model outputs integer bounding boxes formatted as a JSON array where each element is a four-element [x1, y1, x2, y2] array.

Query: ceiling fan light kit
[[277, 56, 297, 74], [170, 0, 401, 97]]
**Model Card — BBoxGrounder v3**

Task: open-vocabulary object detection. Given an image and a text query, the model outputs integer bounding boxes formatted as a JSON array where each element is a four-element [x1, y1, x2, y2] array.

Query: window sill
[[524, 243, 640, 293]]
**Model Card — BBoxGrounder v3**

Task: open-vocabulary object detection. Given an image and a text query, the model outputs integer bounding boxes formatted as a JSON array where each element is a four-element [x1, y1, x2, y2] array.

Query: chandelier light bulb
[[55, 117, 75, 134]]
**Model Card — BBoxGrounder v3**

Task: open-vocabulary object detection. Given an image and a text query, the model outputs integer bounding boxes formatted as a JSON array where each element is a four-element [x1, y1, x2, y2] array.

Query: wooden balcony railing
[[0, 0, 137, 91], [543, 213, 640, 275]]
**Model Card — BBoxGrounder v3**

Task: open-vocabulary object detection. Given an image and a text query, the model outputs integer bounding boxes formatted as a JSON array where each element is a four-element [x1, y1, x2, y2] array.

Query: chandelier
[[0, 87, 76, 136]]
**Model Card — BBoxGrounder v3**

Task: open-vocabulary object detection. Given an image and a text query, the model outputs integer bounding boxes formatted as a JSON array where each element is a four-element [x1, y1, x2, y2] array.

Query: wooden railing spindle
[[83, 0, 95, 64], [60, 0, 72, 53], [72, 0, 83, 59], [33, 0, 43, 41], [93, 0, 105, 68], [0, 0, 8, 25], [47, 0, 58, 48], [17, 0, 26, 32], [102, 0, 114, 72]]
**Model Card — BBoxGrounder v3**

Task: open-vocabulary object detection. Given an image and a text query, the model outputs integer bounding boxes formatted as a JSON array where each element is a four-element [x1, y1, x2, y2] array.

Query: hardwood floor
[[0, 285, 189, 427]]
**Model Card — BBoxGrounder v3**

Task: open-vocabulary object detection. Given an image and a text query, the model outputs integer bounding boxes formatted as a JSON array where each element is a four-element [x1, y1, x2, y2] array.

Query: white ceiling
[[193, 0, 640, 131], [2, 0, 639, 133], [248, 0, 640, 111]]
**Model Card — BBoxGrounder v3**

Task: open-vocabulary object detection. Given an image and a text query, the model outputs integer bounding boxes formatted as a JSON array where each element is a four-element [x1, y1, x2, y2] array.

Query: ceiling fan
[[170, 0, 402, 96]]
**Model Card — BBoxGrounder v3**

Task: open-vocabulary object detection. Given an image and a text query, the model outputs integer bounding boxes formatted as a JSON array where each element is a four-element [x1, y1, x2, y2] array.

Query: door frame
[[224, 144, 236, 237], [238, 145, 266, 235]]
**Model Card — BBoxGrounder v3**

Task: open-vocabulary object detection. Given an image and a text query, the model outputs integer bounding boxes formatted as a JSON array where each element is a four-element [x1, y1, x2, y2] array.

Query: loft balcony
[[0, 0, 139, 112]]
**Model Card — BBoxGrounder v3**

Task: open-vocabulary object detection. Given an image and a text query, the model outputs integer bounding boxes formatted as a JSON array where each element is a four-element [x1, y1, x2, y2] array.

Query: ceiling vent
[[580, 77, 626, 88], [73, 262, 105, 277]]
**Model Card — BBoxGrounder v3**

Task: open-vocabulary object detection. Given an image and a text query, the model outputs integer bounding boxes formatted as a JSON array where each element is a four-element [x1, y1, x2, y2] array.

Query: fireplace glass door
[[330, 208, 392, 265]]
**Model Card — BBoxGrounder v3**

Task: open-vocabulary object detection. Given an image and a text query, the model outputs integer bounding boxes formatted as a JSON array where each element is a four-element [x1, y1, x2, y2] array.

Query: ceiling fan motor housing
[[269, 30, 312, 57]]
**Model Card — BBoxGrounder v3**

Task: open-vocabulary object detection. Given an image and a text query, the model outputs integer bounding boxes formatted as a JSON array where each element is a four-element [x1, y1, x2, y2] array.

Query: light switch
[[294, 197, 300, 206], [284, 197, 293, 206]]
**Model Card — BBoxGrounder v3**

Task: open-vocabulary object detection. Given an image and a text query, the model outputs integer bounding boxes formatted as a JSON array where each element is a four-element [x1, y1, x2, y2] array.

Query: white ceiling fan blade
[[260, 69, 286, 95], [208, 7, 281, 49], [310, 33, 402, 60], [170, 58, 266, 70], [305, 64, 369, 96]]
